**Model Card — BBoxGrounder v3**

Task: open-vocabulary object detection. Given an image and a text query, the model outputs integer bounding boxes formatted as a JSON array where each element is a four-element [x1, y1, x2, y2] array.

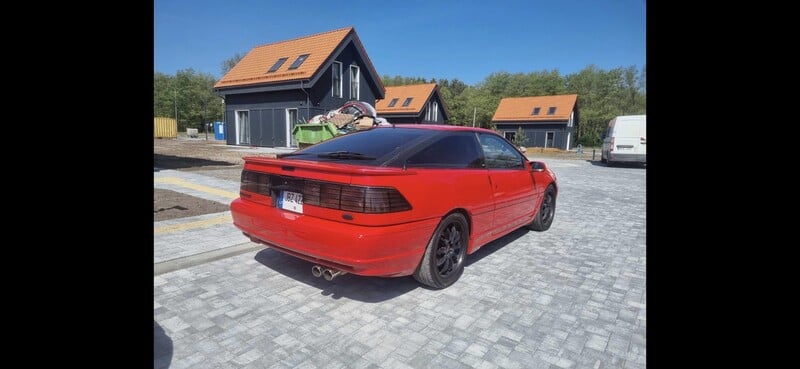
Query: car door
[[479, 133, 537, 235]]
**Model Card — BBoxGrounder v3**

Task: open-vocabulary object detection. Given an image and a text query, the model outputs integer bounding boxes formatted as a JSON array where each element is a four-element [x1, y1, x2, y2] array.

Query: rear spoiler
[[242, 156, 417, 177]]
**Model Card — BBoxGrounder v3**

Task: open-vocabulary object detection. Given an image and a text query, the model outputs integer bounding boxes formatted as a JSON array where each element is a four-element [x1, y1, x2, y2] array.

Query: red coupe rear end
[[231, 125, 557, 288]]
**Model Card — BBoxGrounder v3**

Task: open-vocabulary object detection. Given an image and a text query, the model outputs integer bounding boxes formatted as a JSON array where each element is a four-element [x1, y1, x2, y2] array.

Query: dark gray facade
[[495, 123, 577, 150], [216, 35, 384, 148]]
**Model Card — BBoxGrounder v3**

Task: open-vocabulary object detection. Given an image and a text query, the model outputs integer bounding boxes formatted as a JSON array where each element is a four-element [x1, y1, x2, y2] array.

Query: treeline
[[153, 64, 644, 146], [382, 65, 645, 146], [154, 69, 224, 131]]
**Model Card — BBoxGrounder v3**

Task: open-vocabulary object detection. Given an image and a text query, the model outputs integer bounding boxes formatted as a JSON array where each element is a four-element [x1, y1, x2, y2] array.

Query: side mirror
[[530, 161, 547, 172]]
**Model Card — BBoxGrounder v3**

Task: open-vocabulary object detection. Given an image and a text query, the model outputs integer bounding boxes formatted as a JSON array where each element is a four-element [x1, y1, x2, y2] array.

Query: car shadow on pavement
[[465, 227, 530, 267], [587, 160, 646, 169], [154, 154, 236, 171], [153, 320, 173, 369], [254, 248, 419, 302]]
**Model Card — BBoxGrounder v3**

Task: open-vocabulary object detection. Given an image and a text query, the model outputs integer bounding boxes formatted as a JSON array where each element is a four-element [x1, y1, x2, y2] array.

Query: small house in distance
[[213, 27, 385, 148], [375, 83, 449, 124], [492, 94, 579, 150]]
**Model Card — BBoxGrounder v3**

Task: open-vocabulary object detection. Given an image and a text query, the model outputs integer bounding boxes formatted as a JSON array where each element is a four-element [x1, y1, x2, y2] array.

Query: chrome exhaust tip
[[322, 268, 347, 281], [311, 265, 323, 278]]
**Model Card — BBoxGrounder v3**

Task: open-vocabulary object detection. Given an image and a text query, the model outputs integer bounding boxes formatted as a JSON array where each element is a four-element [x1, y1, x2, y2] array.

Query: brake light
[[240, 170, 411, 214], [240, 170, 270, 196], [303, 179, 411, 213], [609, 137, 615, 151]]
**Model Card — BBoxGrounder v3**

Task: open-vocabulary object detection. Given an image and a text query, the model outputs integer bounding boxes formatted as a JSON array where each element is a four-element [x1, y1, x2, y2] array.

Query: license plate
[[279, 191, 303, 214]]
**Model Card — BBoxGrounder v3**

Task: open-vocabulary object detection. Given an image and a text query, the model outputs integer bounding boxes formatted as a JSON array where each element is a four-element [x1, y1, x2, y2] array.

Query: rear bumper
[[231, 198, 439, 277], [609, 153, 646, 163]]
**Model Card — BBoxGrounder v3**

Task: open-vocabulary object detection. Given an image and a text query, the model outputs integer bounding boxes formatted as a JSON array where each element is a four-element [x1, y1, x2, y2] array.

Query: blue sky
[[154, 0, 645, 86]]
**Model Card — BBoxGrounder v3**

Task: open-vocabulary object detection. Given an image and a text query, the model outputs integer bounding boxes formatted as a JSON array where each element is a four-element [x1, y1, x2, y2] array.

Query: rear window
[[282, 127, 431, 165]]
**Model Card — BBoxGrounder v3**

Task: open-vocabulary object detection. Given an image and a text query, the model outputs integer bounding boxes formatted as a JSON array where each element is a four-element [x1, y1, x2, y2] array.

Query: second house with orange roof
[[375, 83, 449, 124], [214, 27, 385, 148], [492, 94, 579, 150]]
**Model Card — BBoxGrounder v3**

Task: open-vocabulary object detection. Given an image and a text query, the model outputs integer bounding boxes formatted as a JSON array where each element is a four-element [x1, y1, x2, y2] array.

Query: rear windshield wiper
[[316, 151, 376, 160]]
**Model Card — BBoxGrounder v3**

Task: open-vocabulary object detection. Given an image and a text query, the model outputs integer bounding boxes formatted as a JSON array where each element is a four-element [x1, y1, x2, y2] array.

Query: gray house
[[213, 27, 385, 148], [491, 94, 579, 150], [375, 83, 449, 124]]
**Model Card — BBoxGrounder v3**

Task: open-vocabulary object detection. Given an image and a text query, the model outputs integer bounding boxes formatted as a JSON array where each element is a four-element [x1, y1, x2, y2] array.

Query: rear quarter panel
[[352, 168, 495, 235]]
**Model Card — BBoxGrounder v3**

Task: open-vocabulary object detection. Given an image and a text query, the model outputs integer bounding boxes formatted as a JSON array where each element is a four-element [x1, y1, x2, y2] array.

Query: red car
[[231, 125, 557, 288]]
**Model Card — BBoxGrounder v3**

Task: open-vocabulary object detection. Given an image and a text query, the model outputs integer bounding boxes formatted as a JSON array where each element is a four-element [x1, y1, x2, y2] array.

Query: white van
[[601, 115, 646, 165]]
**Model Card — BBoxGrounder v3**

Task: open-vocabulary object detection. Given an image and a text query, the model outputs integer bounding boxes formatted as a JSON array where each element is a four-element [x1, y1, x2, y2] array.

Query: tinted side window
[[479, 133, 524, 169], [406, 133, 483, 169]]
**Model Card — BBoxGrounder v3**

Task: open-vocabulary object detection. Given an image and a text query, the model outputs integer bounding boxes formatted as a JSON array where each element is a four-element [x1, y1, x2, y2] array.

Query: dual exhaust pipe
[[311, 265, 347, 281]]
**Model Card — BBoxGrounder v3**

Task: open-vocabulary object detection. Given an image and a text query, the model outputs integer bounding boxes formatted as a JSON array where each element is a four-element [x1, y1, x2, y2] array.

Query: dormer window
[[267, 57, 288, 73], [547, 107, 556, 115], [288, 54, 309, 70]]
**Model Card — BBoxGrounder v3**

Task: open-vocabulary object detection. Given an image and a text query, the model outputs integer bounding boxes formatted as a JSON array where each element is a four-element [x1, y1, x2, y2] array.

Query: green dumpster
[[292, 122, 340, 148]]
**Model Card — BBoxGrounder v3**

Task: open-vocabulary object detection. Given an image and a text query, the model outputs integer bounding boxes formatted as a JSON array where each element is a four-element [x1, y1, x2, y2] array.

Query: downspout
[[300, 80, 311, 120]]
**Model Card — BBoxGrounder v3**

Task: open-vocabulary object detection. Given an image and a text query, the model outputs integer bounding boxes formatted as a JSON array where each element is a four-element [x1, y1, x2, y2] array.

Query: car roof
[[375, 124, 498, 135]]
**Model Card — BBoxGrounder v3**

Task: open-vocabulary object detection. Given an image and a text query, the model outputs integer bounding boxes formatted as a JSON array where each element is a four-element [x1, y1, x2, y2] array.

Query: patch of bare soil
[[154, 138, 244, 170], [153, 188, 231, 222]]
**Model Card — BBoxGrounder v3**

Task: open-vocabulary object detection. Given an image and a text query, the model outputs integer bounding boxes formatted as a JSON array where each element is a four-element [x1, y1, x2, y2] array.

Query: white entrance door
[[236, 110, 250, 145]]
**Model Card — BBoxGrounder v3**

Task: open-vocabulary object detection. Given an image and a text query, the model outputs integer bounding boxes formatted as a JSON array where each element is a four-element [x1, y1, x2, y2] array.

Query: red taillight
[[609, 137, 615, 151], [240, 170, 270, 196], [240, 170, 411, 214], [303, 179, 411, 214]]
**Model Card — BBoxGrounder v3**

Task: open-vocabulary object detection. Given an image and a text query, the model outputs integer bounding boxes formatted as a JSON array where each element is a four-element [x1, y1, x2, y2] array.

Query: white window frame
[[235, 110, 250, 145], [350, 65, 360, 100], [432, 101, 438, 121], [332, 62, 342, 98], [286, 108, 298, 148], [425, 101, 432, 121]]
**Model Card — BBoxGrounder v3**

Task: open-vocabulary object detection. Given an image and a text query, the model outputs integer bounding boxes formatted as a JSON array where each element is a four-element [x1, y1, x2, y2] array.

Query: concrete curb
[[154, 242, 264, 276]]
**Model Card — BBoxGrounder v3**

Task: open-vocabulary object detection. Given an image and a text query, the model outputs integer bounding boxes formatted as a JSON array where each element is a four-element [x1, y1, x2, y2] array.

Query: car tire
[[413, 213, 469, 289], [600, 154, 607, 164], [528, 184, 556, 232]]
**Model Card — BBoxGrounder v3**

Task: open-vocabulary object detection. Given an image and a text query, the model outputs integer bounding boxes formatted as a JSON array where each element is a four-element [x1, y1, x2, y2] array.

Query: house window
[[545, 131, 555, 148], [402, 97, 413, 107], [504, 131, 516, 142], [425, 102, 432, 121], [288, 54, 309, 70], [532, 107, 541, 115], [432, 101, 438, 121], [350, 65, 360, 100], [387, 98, 398, 107], [235, 110, 250, 145], [332, 62, 342, 98], [547, 107, 556, 115], [268, 57, 288, 73]]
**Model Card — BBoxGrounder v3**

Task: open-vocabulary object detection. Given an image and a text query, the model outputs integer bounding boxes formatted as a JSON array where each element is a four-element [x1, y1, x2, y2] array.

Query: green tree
[[153, 68, 223, 132], [512, 127, 528, 147], [221, 52, 245, 76]]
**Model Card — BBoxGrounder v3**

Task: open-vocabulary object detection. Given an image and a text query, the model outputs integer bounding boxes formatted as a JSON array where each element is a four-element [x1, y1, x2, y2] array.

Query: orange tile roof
[[492, 94, 578, 122], [214, 27, 353, 89], [375, 83, 438, 114]]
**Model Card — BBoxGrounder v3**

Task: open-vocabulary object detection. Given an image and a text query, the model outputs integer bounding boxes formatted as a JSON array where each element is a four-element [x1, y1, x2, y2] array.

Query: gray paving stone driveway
[[154, 158, 646, 369]]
